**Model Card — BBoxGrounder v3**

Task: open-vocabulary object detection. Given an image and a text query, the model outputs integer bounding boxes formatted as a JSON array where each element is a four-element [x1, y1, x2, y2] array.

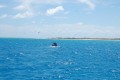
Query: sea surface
[[0, 38, 120, 80]]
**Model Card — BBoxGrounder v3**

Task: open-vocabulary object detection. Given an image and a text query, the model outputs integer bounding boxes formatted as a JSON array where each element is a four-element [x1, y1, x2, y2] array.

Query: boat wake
[[50, 46, 60, 48]]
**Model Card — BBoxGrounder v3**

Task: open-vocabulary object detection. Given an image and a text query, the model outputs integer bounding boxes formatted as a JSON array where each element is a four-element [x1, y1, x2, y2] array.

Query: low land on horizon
[[0, 37, 120, 40], [51, 38, 120, 40]]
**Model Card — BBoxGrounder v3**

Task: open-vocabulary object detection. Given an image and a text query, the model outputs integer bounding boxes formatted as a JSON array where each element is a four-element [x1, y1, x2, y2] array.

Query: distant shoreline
[[0, 37, 120, 40], [50, 38, 120, 40]]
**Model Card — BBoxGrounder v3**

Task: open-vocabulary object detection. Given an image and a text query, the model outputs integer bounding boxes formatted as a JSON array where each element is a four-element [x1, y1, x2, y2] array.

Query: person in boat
[[52, 42, 57, 46]]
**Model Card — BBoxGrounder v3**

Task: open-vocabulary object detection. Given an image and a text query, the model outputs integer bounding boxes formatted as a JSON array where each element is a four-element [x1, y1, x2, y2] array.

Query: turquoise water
[[0, 38, 120, 80]]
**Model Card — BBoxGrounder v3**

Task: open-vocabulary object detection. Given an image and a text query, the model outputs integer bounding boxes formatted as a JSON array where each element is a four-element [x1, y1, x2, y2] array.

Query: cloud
[[14, 0, 65, 17], [13, 0, 35, 19], [0, 4, 6, 8], [14, 0, 33, 11], [14, 0, 63, 11], [13, 0, 96, 19], [0, 14, 7, 19], [46, 6, 64, 16], [14, 11, 34, 19], [79, 0, 95, 10]]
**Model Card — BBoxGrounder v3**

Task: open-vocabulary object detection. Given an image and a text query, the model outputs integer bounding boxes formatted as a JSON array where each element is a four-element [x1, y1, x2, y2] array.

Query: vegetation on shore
[[51, 37, 120, 40]]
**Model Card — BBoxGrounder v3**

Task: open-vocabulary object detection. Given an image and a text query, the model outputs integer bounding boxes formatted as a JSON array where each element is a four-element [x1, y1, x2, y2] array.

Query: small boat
[[52, 42, 57, 47]]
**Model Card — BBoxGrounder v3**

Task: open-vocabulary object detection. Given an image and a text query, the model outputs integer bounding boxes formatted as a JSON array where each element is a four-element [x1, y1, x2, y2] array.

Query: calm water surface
[[0, 38, 120, 80]]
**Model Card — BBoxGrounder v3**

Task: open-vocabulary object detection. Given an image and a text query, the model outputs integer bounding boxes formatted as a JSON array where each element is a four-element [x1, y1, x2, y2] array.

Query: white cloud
[[14, 11, 34, 19], [0, 14, 7, 19], [14, 0, 36, 19], [79, 0, 95, 10], [14, 0, 65, 18], [46, 6, 64, 16], [13, 0, 96, 19], [14, 0, 33, 11], [0, 4, 6, 8]]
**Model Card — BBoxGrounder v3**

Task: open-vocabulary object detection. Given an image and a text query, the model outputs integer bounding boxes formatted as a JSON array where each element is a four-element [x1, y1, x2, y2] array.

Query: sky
[[0, 0, 120, 38]]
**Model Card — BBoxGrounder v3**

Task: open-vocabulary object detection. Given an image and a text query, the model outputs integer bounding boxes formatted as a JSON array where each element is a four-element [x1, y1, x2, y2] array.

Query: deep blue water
[[0, 38, 120, 80]]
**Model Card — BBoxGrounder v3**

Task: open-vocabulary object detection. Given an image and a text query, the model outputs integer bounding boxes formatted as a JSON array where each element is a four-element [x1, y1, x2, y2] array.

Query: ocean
[[0, 38, 120, 80]]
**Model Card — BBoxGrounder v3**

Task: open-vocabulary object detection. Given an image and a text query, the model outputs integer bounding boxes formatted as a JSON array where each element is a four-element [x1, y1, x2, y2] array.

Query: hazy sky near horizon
[[0, 0, 120, 38]]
